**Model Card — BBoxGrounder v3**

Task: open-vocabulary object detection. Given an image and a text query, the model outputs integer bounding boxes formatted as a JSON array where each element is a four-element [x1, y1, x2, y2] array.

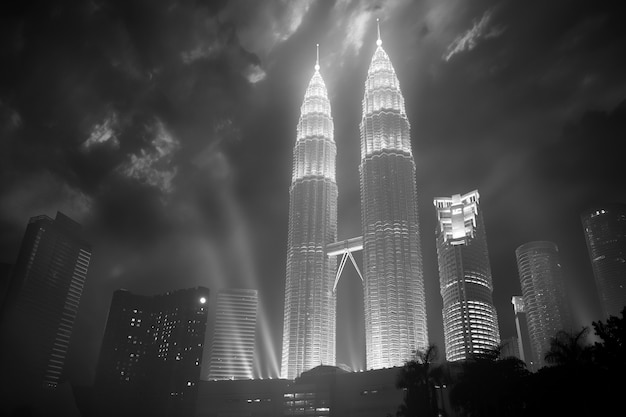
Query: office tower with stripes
[[581, 204, 626, 320], [281, 47, 338, 380], [515, 241, 573, 369], [0, 212, 91, 394], [208, 288, 258, 380], [360, 24, 428, 370], [434, 190, 500, 361]]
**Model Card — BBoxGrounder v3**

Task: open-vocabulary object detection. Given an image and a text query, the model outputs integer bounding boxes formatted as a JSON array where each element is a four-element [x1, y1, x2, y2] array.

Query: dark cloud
[[534, 100, 626, 192], [0, 0, 260, 234]]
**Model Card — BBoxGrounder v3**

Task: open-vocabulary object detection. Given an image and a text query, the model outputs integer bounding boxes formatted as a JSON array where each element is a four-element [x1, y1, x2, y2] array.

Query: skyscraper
[[433, 191, 500, 361], [282, 46, 338, 380], [581, 204, 626, 319], [0, 212, 91, 394], [95, 287, 210, 417], [360, 24, 427, 369], [512, 295, 534, 370], [208, 288, 258, 380], [515, 241, 572, 369]]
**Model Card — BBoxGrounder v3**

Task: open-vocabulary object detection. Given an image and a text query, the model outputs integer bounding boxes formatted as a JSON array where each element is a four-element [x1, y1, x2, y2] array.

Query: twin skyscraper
[[281, 22, 428, 380]]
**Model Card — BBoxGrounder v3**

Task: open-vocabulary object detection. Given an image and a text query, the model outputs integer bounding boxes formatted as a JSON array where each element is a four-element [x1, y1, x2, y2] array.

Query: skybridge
[[326, 236, 364, 293]]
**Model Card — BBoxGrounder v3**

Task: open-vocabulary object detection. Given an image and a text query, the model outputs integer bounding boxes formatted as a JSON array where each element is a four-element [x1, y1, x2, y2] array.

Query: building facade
[[282, 49, 338, 380], [196, 366, 407, 417], [95, 287, 210, 417], [0, 212, 91, 396], [208, 288, 258, 380], [581, 204, 626, 319], [515, 241, 572, 369], [434, 191, 500, 361], [359, 27, 428, 370], [511, 295, 535, 370], [500, 336, 521, 361]]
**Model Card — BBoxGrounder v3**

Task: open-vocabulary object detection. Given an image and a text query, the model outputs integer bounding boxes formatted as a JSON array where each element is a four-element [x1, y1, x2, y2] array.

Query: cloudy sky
[[1, 0, 625, 382]]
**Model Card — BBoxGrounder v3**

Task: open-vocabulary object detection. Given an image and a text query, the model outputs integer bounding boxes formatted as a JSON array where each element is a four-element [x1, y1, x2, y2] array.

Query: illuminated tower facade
[[282, 47, 338, 380], [434, 191, 500, 361], [581, 204, 626, 320], [515, 241, 573, 369], [360, 26, 427, 370], [208, 288, 258, 380]]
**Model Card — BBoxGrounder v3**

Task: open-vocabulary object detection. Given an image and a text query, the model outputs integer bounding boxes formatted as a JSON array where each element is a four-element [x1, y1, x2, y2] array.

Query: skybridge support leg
[[333, 252, 349, 293], [328, 236, 364, 294]]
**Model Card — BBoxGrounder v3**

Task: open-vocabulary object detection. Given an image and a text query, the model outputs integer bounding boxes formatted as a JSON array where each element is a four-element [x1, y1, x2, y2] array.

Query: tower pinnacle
[[315, 43, 320, 71], [376, 18, 382, 46]]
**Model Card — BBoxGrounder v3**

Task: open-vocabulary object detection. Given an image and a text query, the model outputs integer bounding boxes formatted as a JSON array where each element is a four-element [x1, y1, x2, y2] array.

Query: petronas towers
[[281, 49, 338, 380], [282, 26, 427, 379]]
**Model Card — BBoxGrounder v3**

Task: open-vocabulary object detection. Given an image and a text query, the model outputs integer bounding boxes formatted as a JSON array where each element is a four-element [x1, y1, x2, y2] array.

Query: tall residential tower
[[515, 241, 572, 369], [360, 24, 428, 369], [282, 47, 338, 380], [581, 204, 626, 319], [434, 191, 500, 361]]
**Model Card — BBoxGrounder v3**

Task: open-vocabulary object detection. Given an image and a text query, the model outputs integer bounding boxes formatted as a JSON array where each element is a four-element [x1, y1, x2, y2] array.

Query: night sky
[[1, 0, 625, 384]]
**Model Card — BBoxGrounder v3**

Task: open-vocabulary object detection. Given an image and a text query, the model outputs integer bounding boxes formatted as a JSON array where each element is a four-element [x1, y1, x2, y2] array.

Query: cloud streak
[[443, 8, 505, 61], [222, 0, 314, 60], [82, 111, 120, 151], [119, 118, 180, 194]]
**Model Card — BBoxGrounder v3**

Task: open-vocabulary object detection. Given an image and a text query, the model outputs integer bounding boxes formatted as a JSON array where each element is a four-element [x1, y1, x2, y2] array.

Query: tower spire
[[376, 18, 382, 46], [315, 43, 320, 71]]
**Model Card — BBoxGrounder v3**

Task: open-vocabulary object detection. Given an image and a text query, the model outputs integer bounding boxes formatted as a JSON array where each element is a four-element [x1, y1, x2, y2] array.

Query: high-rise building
[[282, 46, 338, 380], [208, 288, 258, 380], [433, 191, 500, 361], [515, 241, 572, 369], [512, 295, 535, 370], [95, 287, 210, 417], [581, 204, 626, 320], [0, 212, 91, 394], [500, 336, 521, 361], [360, 23, 427, 369]]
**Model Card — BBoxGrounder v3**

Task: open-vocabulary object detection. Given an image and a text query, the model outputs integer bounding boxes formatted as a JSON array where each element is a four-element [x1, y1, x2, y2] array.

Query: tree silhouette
[[591, 306, 626, 370], [391, 310, 626, 417], [544, 327, 592, 367], [394, 345, 440, 417], [525, 314, 625, 416], [450, 353, 529, 417]]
